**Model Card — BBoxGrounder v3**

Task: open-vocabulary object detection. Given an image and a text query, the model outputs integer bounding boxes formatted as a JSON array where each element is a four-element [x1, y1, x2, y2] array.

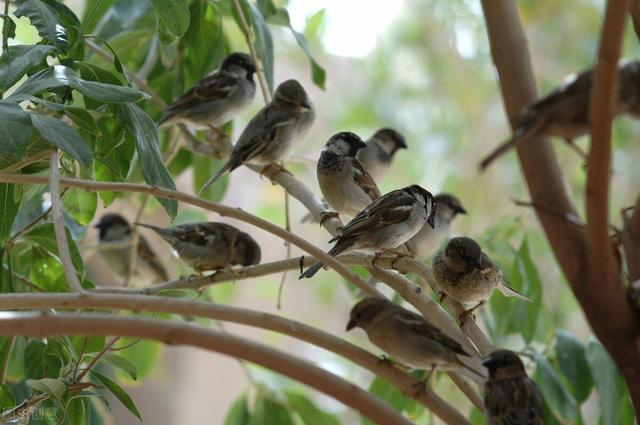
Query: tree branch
[[48, 152, 83, 292], [0, 173, 378, 298], [0, 292, 471, 425], [0, 313, 419, 425]]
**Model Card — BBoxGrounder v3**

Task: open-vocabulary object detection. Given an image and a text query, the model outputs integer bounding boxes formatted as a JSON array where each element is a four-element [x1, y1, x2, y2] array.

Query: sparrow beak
[[455, 206, 467, 215], [482, 356, 496, 367], [300, 100, 312, 111], [346, 319, 357, 331], [473, 259, 482, 270], [427, 214, 436, 229], [356, 140, 367, 150]]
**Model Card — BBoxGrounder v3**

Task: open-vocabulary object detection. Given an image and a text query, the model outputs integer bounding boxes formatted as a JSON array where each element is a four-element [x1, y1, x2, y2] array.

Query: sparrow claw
[[390, 253, 410, 271], [377, 355, 393, 367], [206, 125, 230, 142], [458, 302, 483, 326], [259, 163, 292, 180], [371, 252, 384, 268], [319, 211, 340, 226]]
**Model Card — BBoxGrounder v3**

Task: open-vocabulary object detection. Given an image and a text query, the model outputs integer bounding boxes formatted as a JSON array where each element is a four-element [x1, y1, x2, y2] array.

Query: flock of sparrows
[[91, 51, 558, 422]]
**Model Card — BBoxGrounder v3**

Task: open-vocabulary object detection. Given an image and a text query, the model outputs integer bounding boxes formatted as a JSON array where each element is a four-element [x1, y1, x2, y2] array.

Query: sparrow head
[[346, 297, 389, 331], [234, 232, 262, 266], [274, 79, 313, 111], [221, 52, 255, 79], [483, 349, 528, 380], [444, 237, 482, 270], [325, 132, 367, 157], [435, 193, 467, 224], [94, 213, 131, 241], [372, 128, 407, 156], [404, 185, 437, 229]]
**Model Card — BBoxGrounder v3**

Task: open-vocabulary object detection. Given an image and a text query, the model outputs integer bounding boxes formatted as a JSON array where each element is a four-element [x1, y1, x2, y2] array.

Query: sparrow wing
[[485, 377, 544, 425], [395, 311, 470, 357], [137, 235, 169, 281], [330, 190, 414, 242], [166, 72, 238, 112], [352, 158, 381, 201]]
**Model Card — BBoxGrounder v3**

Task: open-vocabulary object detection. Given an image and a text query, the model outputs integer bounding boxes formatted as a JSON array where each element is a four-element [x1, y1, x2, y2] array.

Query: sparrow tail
[[200, 162, 232, 193], [299, 261, 324, 279], [459, 361, 486, 383], [497, 282, 532, 302]]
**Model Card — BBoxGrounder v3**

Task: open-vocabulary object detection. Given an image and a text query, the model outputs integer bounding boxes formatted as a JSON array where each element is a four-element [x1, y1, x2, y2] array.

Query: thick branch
[[0, 292, 470, 425], [0, 313, 414, 425], [48, 152, 83, 292], [481, 0, 640, 416], [0, 173, 378, 298]]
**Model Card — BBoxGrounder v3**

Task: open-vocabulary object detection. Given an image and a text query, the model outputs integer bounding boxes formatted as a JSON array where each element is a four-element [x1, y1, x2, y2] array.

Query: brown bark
[[480, 0, 640, 418]]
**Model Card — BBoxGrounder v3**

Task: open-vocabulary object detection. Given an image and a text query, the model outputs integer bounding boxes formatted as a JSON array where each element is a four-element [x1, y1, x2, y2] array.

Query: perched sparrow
[[201, 79, 315, 191], [94, 213, 168, 285], [317, 132, 381, 219], [346, 298, 482, 380], [481, 60, 640, 169], [135, 222, 261, 272], [432, 237, 530, 322], [405, 193, 466, 260], [158, 52, 256, 132], [299, 185, 436, 279], [356, 128, 407, 181], [483, 349, 544, 425]]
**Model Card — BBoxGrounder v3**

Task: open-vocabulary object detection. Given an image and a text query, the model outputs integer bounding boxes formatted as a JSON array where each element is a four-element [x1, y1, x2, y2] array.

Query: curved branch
[[0, 313, 414, 425], [49, 152, 83, 292], [0, 292, 470, 425], [0, 173, 378, 298]]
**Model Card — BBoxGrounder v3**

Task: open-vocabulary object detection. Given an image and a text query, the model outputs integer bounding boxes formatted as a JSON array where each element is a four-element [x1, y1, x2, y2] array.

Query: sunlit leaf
[[149, 0, 190, 40], [24, 339, 61, 379], [0, 44, 55, 91], [26, 377, 66, 405], [534, 353, 577, 423], [0, 384, 16, 410], [224, 393, 251, 425], [114, 103, 177, 218], [102, 353, 137, 381], [14, 0, 69, 52], [285, 392, 340, 425]]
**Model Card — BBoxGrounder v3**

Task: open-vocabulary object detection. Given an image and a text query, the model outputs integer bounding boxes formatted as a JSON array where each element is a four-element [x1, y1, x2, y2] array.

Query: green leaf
[[0, 183, 21, 242], [90, 370, 142, 421], [586, 338, 628, 425], [193, 155, 228, 202], [363, 375, 409, 425], [30, 113, 93, 166], [252, 393, 294, 425], [149, 0, 190, 40], [285, 392, 341, 425], [112, 338, 162, 384], [0, 384, 16, 410], [10, 65, 146, 103], [1, 14, 16, 44], [0, 101, 32, 160], [71, 336, 106, 357], [0, 44, 56, 91], [26, 377, 66, 405], [62, 189, 97, 226], [14, 0, 70, 52], [24, 339, 62, 379], [534, 352, 577, 423], [66, 396, 87, 425], [556, 330, 593, 403], [20, 222, 85, 276], [224, 394, 251, 425], [268, 6, 325, 90], [64, 107, 100, 136], [102, 353, 137, 381], [114, 103, 177, 218]]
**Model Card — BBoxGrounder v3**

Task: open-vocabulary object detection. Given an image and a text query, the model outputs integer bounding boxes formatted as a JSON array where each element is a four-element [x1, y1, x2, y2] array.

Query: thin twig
[[0, 336, 15, 385], [1, 149, 54, 174], [48, 151, 83, 292], [232, 0, 271, 103], [277, 190, 291, 309], [75, 336, 120, 382]]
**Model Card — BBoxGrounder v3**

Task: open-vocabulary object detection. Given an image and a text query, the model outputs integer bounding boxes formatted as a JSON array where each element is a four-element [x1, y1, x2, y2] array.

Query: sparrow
[[483, 349, 544, 425], [134, 222, 261, 272], [480, 60, 640, 170], [157, 52, 256, 134], [405, 193, 467, 261], [317, 132, 381, 220], [200, 79, 315, 191], [299, 185, 436, 279], [346, 298, 483, 381], [356, 128, 407, 181], [94, 213, 168, 285], [432, 237, 531, 323]]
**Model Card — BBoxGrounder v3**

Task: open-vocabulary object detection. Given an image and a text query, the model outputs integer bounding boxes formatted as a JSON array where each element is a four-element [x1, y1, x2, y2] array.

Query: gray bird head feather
[[324, 132, 367, 157], [445, 237, 483, 270], [274, 79, 313, 111]]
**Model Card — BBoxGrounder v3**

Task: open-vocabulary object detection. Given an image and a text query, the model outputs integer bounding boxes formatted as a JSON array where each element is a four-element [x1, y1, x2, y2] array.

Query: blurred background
[[6, 0, 640, 423]]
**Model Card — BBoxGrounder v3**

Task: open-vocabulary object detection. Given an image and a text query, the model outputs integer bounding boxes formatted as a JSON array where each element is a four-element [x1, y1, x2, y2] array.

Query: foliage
[[0, 0, 635, 424]]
